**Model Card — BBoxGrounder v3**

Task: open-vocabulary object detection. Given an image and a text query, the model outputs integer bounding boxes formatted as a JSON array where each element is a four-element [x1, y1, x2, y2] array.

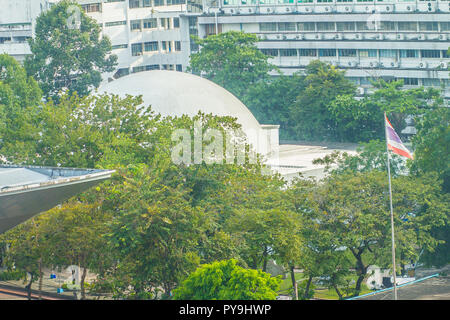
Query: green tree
[[314, 171, 447, 295], [189, 31, 274, 100], [6, 93, 156, 167], [2, 217, 50, 299], [40, 201, 113, 300], [289, 60, 356, 141], [25, 0, 117, 101], [313, 140, 408, 177], [362, 79, 443, 137], [0, 54, 42, 163], [172, 259, 281, 300], [411, 106, 450, 192], [243, 72, 305, 139], [410, 106, 450, 267], [101, 164, 205, 299]]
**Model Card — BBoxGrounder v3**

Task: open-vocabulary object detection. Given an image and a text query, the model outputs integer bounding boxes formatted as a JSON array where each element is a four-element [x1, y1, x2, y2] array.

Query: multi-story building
[[0, 0, 50, 62], [1, 0, 449, 99], [194, 0, 450, 99], [74, 0, 194, 80]]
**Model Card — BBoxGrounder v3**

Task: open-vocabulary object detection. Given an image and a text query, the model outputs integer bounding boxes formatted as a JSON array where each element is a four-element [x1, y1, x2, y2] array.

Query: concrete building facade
[[0, 0, 449, 98], [0, 0, 50, 62], [195, 0, 450, 99]]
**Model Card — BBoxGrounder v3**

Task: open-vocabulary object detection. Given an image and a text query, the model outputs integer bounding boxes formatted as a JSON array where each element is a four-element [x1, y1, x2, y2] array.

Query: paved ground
[[359, 276, 450, 300], [0, 291, 27, 300]]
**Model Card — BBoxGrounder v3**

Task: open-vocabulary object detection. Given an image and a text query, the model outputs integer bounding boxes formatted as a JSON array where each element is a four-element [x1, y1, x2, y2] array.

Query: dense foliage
[[0, 34, 448, 299], [25, 0, 117, 101]]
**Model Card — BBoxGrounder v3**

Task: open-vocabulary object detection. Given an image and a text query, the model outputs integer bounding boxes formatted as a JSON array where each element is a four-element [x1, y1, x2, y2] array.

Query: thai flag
[[385, 114, 414, 160]]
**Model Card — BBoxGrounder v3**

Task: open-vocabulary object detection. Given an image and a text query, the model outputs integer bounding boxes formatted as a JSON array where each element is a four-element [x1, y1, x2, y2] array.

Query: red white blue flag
[[385, 114, 414, 160]]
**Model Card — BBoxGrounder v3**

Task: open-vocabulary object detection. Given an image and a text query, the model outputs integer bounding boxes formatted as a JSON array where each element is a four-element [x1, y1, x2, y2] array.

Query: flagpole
[[384, 112, 398, 300]]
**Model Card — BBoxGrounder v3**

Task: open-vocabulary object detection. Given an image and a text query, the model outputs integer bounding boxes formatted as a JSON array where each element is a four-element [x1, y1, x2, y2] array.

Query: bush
[[296, 279, 315, 300], [0, 270, 26, 281]]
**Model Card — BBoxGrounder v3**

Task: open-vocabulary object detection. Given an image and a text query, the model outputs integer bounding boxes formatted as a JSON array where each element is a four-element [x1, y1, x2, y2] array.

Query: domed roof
[[97, 70, 262, 132]]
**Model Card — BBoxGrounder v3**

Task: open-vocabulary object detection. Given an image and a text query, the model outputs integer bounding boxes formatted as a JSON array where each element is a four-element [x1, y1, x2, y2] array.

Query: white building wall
[[198, 1, 450, 99], [0, 0, 49, 61]]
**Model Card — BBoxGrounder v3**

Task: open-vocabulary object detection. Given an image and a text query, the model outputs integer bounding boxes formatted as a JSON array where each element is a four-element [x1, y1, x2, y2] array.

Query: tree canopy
[[25, 0, 117, 101]]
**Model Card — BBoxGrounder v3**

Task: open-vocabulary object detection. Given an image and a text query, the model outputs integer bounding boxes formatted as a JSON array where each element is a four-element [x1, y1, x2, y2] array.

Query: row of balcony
[[257, 32, 449, 41], [217, 3, 450, 14], [267, 56, 449, 70]]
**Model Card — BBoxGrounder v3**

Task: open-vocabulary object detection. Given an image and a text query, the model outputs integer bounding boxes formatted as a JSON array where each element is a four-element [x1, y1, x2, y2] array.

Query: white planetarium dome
[[98, 70, 261, 132], [97, 70, 279, 156]]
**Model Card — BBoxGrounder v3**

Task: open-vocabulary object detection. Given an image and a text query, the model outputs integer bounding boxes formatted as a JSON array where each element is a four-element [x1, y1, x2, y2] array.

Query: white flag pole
[[384, 112, 398, 300]]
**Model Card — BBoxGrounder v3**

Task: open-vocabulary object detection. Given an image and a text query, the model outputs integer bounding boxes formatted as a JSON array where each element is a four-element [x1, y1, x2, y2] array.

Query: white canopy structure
[[0, 166, 114, 234]]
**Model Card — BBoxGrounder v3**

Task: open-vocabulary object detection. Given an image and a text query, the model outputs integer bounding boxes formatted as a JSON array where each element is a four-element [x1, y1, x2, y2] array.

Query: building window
[[144, 41, 159, 52], [297, 22, 315, 32], [143, 18, 157, 29], [173, 18, 180, 28], [359, 49, 377, 58], [82, 3, 101, 13], [379, 49, 397, 58], [132, 66, 146, 73], [260, 23, 277, 32], [299, 49, 317, 57], [130, 20, 142, 31], [112, 44, 128, 50], [0, 37, 11, 44], [402, 78, 419, 86], [356, 22, 370, 31], [337, 22, 355, 32], [400, 50, 418, 58], [398, 22, 417, 31], [441, 22, 450, 31], [113, 68, 130, 79], [280, 49, 297, 57], [131, 43, 143, 56], [379, 21, 396, 31], [423, 78, 441, 86], [419, 22, 438, 31], [339, 49, 357, 57], [154, 0, 165, 6], [162, 64, 175, 71], [129, 0, 140, 8], [129, 0, 152, 8], [105, 21, 126, 27], [319, 49, 336, 57], [421, 50, 440, 58], [278, 23, 296, 32], [162, 41, 172, 52], [160, 18, 170, 29], [261, 49, 278, 57], [317, 22, 335, 31], [175, 41, 181, 51], [176, 64, 183, 72]]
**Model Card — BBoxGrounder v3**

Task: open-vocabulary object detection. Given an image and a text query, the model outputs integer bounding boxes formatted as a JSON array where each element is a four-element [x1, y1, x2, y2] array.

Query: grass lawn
[[278, 273, 305, 296], [277, 272, 373, 300], [313, 284, 372, 300]]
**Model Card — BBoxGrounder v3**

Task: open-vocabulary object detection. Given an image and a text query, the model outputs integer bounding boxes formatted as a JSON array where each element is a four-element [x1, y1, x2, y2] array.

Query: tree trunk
[[38, 259, 43, 300], [351, 249, 367, 295], [25, 273, 33, 300], [355, 274, 365, 295], [289, 266, 297, 300], [303, 275, 313, 300], [333, 284, 343, 300], [80, 267, 87, 300], [262, 246, 268, 272]]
